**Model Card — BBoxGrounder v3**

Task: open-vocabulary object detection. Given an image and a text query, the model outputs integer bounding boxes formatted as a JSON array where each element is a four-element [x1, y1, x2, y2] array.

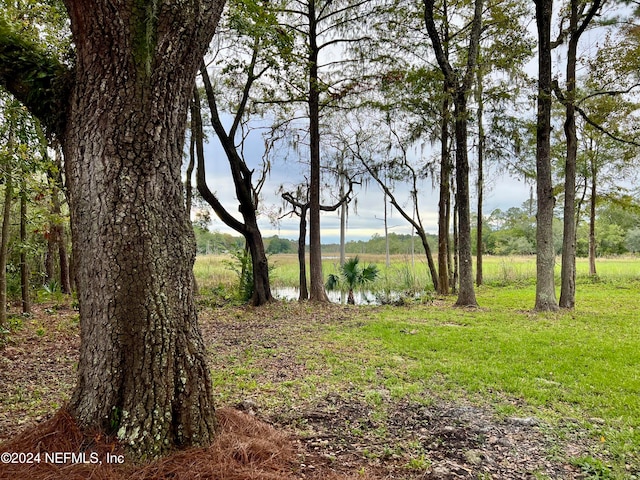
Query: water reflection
[[273, 287, 379, 305]]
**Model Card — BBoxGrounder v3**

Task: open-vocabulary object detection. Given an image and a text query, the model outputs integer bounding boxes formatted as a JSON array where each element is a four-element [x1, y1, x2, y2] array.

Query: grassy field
[[195, 253, 640, 292], [194, 253, 640, 478]]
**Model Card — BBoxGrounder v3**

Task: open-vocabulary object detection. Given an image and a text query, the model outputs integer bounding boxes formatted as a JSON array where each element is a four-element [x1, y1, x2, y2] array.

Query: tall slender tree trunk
[[298, 206, 309, 300], [424, 0, 481, 307], [63, 1, 223, 457], [452, 91, 478, 306], [438, 93, 451, 295], [589, 169, 597, 276], [20, 179, 31, 314], [475, 68, 485, 287], [339, 158, 346, 267], [45, 236, 55, 285], [534, 0, 559, 311], [559, 27, 578, 309], [50, 189, 72, 294], [307, 2, 329, 302], [559, 0, 602, 308], [0, 174, 13, 328], [447, 173, 454, 289], [452, 190, 459, 293]]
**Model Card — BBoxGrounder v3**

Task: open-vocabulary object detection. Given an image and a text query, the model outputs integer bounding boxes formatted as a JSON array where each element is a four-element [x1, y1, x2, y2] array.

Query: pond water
[[273, 287, 419, 305]]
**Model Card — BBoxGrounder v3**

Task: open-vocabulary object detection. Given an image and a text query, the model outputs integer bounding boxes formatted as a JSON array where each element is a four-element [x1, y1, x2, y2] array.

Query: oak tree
[[1, 0, 225, 458]]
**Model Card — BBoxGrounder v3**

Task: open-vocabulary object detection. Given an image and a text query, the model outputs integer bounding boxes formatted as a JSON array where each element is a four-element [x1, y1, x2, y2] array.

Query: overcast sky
[[194, 124, 532, 245]]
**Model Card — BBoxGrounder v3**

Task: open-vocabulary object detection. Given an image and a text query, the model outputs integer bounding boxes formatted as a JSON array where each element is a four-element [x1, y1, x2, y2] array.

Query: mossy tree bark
[[1, 0, 225, 459], [62, 1, 224, 457]]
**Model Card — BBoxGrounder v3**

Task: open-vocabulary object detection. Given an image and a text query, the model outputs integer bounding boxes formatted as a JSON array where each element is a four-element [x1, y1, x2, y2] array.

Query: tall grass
[[194, 253, 640, 293]]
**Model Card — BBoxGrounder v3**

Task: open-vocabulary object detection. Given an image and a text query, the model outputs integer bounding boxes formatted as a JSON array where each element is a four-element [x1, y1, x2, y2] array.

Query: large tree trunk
[[62, 0, 223, 458], [534, 0, 559, 312]]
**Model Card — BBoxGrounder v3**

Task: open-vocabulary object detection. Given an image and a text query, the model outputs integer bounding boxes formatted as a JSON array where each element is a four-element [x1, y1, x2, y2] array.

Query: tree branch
[[553, 78, 640, 147], [192, 85, 247, 235], [577, 83, 640, 105], [576, 103, 640, 147]]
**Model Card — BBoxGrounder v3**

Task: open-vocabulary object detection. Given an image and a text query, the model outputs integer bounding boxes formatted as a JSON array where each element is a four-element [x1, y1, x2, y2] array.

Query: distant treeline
[[194, 227, 430, 256], [194, 227, 297, 255], [195, 198, 640, 257], [322, 233, 435, 255]]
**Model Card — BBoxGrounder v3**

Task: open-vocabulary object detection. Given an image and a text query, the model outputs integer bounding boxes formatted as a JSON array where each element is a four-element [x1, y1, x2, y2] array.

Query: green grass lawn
[[336, 285, 640, 471], [196, 254, 640, 478]]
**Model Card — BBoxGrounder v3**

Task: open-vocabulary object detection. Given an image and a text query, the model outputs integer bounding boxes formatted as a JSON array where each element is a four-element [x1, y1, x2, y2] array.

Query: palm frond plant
[[325, 256, 380, 304]]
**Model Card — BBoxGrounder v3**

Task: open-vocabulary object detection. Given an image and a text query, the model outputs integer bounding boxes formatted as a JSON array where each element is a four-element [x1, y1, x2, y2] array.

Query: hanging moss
[[0, 15, 71, 138], [130, 0, 159, 79]]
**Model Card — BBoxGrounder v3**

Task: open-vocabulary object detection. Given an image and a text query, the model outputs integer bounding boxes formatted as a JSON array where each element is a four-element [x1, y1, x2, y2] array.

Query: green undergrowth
[[203, 279, 640, 478]]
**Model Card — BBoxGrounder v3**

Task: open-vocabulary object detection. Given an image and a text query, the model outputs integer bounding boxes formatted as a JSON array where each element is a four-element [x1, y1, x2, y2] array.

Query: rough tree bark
[[534, 0, 559, 312], [64, 2, 224, 457], [1, 0, 225, 458]]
